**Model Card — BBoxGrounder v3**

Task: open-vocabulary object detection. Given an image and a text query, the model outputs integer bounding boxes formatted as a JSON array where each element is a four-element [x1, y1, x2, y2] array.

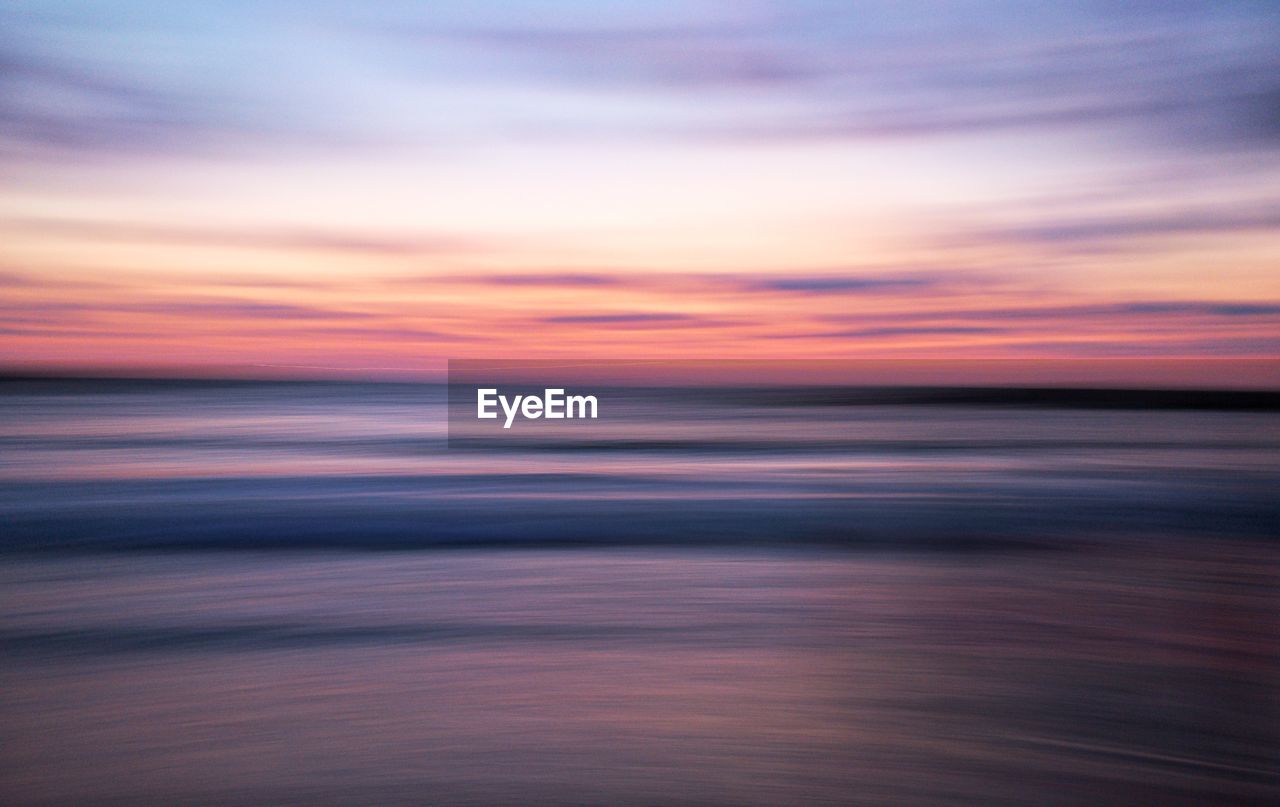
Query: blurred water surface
[[2, 379, 1277, 548], [1, 380, 1277, 804]]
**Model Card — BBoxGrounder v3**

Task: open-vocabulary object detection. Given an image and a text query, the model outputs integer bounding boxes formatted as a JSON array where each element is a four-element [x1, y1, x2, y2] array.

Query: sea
[[1, 378, 1277, 805]]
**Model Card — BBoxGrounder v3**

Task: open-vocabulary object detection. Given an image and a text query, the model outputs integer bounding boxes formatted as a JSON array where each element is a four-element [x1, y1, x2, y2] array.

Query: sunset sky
[[2, 1, 1278, 382]]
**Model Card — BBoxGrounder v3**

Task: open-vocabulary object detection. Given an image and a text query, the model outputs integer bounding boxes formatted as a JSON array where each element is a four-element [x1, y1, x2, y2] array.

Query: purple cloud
[[541, 313, 697, 324], [743, 275, 942, 294]]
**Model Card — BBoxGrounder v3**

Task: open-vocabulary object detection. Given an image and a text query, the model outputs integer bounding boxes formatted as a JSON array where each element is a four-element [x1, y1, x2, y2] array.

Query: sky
[[1, 0, 1278, 382]]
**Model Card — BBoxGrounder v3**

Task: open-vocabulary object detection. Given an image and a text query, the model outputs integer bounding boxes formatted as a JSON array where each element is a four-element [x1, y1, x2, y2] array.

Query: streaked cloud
[[5, 1, 1277, 163], [822, 301, 1280, 324], [3, 218, 482, 256], [741, 275, 944, 294], [800, 326, 1005, 340], [240, 325, 485, 343], [974, 205, 1280, 249], [0, 299, 371, 321], [468, 273, 624, 287], [540, 313, 709, 327]]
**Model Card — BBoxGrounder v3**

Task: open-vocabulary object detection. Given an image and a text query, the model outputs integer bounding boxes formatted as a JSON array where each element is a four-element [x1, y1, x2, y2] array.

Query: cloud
[[541, 313, 699, 324], [134, 301, 376, 320], [0, 4, 401, 164], [7, 1, 1278, 168], [0, 298, 375, 322], [394, 268, 969, 297], [0, 271, 38, 288], [1113, 301, 1280, 317], [446, 23, 814, 91], [815, 300, 1280, 329], [241, 325, 484, 342], [0, 44, 212, 157], [0, 325, 137, 338], [3, 218, 481, 256], [0, 32, 288, 164], [536, 312, 744, 330], [741, 274, 942, 294], [826, 326, 1003, 338], [422, 3, 1280, 157], [977, 206, 1280, 247], [1004, 336, 1280, 357], [767, 326, 1003, 340], [932, 301, 1280, 321], [462, 273, 624, 287]]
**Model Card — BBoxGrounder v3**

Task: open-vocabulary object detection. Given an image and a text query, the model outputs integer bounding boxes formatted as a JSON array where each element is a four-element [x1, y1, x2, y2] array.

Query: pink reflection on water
[[2, 547, 1277, 805]]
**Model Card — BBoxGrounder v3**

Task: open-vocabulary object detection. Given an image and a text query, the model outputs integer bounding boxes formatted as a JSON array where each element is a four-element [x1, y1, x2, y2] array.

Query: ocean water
[[4, 380, 1277, 550], [1, 379, 1278, 804]]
